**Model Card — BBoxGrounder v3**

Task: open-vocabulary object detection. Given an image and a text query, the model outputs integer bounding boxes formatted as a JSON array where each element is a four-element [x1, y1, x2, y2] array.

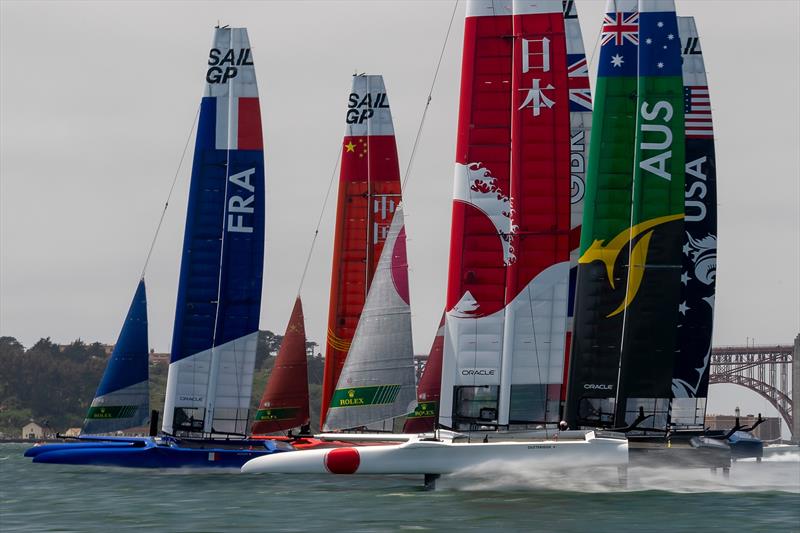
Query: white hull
[[242, 430, 628, 475]]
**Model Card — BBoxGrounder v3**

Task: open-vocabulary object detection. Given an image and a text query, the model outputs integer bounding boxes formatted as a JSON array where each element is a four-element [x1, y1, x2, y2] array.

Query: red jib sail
[[403, 312, 445, 433], [251, 297, 310, 434], [320, 74, 402, 429]]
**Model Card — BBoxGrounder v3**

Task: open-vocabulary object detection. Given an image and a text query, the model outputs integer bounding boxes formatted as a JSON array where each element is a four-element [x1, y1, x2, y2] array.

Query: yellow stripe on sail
[[326, 328, 352, 352]]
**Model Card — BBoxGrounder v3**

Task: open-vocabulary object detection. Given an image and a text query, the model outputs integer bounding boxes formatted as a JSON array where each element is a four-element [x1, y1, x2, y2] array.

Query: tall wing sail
[[498, 0, 570, 426], [323, 205, 416, 431], [251, 298, 310, 434], [320, 75, 402, 429], [439, 0, 514, 430], [565, 0, 639, 428], [403, 312, 445, 433], [614, 0, 685, 428], [562, 0, 592, 403], [83, 279, 149, 434], [671, 16, 716, 426], [162, 27, 265, 436]]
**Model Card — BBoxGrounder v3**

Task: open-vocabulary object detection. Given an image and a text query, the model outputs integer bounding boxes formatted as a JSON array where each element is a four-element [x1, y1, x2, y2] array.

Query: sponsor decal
[[206, 47, 253, 84], [85, 405, 138, 419], [329, 384, 401, 408], [254, 406, 300, 422], [406, 401, 437, 419], [460, 368, 496, 377], [584, 384, 614, 391]]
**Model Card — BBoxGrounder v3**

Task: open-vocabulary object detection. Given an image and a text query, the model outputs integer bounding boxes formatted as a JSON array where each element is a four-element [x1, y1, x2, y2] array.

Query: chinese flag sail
[[321, 75, 402, 429], [251, 297, 309, 434]]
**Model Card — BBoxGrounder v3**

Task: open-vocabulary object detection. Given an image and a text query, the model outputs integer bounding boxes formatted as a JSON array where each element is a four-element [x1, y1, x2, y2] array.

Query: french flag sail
[[162, 27, 265, 437], [671, 16, 717, 426], [83, 279, 150, 434], [320, 75, 402, 429], [440, 0, 577, 429], [403, 313, 445, 433]]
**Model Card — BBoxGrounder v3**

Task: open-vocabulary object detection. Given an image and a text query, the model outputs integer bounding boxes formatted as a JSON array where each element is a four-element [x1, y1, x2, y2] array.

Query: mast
[[497, 0, 571, 427], [403, 312, 445, 433], [251, 298, 310, 434], [323, 205, 416, 431], [439, 0, 514, 430], [613, 0, 685, 429], [83, 279, 149, 434], [320, 75, 402, 429], [162, 27, 265, 436], [564, 0, 639, 429], [671, 16, 716, 426]]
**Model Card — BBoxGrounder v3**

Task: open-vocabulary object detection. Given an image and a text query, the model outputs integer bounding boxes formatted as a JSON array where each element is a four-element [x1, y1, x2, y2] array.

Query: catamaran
[[242, 0, 630, 481]]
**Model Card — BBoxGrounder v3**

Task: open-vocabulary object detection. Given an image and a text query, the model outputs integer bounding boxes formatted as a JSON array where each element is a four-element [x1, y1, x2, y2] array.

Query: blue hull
[[30, 438, 287, 468], [25, 439, 145, 458]]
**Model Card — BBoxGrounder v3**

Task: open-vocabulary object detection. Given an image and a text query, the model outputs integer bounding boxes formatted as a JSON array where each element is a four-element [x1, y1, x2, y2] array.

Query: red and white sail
[[321, 75, 402, 429], [440, 0, 514, 429], [440, 0, 577, 429]]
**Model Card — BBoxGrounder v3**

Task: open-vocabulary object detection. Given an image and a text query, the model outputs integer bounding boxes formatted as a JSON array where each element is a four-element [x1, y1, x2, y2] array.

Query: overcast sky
[[1, 1, 798, 430]]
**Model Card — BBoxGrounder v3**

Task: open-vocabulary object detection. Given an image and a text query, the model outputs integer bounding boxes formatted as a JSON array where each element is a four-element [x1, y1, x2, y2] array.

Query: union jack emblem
[[601, 12, 639, 47], [567, 55, 592, 111]]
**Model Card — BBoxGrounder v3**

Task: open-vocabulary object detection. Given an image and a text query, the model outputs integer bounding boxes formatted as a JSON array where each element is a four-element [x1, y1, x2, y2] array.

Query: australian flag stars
[[639, 9, 682, 77], [598, 11, 639, 77]]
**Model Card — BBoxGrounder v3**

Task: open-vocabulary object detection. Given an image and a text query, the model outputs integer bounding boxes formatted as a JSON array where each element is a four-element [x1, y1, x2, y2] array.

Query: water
[[2, 443, 798, 532]]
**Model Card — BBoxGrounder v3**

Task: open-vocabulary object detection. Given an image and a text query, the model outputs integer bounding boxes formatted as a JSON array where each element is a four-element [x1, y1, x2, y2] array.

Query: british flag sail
[[671, 16, 716, 426], [565, 0, 640, 429], [83, 279, 149, 434], [320, 75, 402, 429], [162, 27, 265, 436]]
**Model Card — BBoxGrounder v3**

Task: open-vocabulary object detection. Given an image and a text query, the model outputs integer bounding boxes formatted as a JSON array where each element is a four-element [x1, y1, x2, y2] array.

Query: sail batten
[[162, 27, 265, 437]]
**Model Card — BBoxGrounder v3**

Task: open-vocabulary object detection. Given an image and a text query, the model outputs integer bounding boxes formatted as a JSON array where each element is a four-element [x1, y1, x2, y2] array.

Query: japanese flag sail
[[498, 0, 571, 426], [320, 75, 402, 429], [162, 27, 265, 436], [439, 0, 514, 430], [671, 16, 717, 426]]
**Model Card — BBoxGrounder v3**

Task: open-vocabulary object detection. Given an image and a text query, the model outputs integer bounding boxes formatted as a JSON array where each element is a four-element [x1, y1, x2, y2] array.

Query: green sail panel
[[565, 0, 639, 428], [615, 0, 685, 428]]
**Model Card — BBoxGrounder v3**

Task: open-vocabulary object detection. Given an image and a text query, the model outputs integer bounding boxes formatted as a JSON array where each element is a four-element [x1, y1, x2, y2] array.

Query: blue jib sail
[[162, 27, 265, 437], [82, 279, 149, 434]]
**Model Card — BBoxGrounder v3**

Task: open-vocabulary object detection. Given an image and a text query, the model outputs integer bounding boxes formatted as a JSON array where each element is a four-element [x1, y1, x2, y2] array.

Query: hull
[[242, 431, 628, 475], [24, 439, 147, 458]]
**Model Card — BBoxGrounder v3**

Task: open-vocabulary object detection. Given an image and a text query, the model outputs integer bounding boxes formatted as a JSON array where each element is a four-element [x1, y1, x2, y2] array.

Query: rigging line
[[139, 104, 201, 280], [401, 0, 459, 191], [296, 144, 342, 297], [584, 3, 604, 75]]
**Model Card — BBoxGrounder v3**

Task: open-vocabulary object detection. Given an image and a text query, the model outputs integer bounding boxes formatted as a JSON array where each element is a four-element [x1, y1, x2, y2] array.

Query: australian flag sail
[[83, 279, 149, 434], [671, 16, 717, 426], [162, 27, 265, 437], [565, 0, 639, 429]]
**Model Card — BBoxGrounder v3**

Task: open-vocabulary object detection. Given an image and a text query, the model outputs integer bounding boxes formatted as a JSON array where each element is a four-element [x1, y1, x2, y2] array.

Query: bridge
[[710, 334, 799, 442]]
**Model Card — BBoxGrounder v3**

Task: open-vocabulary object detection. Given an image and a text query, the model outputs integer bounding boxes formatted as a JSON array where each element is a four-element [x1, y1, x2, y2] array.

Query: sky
[[1, 1, 798, 431]]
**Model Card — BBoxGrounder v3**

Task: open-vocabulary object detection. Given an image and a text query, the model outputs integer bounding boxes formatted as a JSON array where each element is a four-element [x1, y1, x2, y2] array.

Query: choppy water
[[2, 443, 798, 532]]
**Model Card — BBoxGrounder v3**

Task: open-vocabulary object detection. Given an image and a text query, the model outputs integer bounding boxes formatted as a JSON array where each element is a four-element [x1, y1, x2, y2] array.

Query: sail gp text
[[227, 168, 256, 233], [346, 92, 389, 124], [206, 48, 253, 84]]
